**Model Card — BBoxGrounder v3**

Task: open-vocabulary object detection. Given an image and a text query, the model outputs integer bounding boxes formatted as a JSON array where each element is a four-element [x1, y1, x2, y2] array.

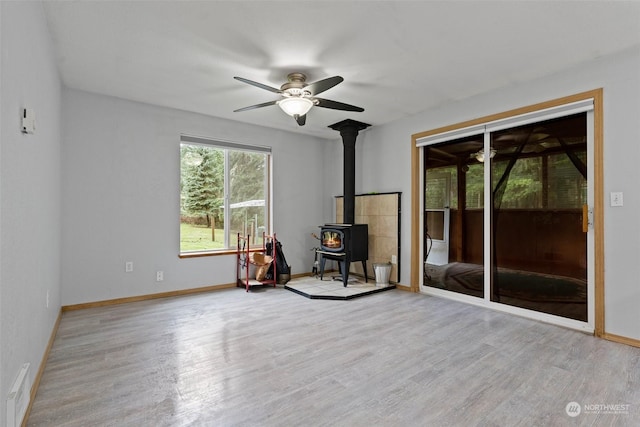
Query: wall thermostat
[[21, 108, 36, 134]]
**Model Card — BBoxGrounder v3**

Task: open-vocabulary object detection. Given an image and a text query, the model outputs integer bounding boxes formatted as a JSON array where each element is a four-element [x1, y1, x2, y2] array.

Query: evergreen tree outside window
[[180, 135, 271, 254]]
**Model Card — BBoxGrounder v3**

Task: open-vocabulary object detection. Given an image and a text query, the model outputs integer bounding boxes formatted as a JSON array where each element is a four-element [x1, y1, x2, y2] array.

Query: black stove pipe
[[328, 119, 371, 224]]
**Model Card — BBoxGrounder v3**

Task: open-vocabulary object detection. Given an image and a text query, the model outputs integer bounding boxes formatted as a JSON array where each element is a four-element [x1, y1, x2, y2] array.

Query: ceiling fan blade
[[315, 98, 364, 112], [305, 76, 343, 96], [233, 100, 278, 112], [234, 76, 282, 94], [294, 114, 306, 126]]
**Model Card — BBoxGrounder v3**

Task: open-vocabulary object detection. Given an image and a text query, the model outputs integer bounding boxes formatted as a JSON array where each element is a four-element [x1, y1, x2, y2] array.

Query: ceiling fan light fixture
[[475, 148, 496, 162], [277, 97, 313, 117], [234, 73, 363, 125]]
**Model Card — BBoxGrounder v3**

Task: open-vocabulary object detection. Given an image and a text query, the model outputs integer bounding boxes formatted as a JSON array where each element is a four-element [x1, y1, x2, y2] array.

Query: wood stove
[[318, 119, 371, 287], [318, 223, 368, 287]]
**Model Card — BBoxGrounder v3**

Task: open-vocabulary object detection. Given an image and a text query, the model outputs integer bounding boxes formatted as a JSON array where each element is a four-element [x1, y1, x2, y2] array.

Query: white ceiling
[[42, 1, 640, 140]]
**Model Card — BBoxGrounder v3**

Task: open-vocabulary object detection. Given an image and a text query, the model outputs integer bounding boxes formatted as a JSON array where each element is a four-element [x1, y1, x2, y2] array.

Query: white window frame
[[179, 134, 272, 255]]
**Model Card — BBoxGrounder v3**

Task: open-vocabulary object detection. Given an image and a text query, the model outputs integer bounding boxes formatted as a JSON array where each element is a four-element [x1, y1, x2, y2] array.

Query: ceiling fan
[[233, 72, 364, 126]]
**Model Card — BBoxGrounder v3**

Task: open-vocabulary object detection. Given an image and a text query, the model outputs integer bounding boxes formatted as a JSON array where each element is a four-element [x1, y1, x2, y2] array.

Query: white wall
[[61, 89, 328, 305], [2, 15, 639, 423], [356, 46, 640, 341], [0, 1, 62, 423]]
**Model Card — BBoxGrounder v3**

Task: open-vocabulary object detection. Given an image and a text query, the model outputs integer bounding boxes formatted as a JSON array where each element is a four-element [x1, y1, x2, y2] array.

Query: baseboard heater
[[6, 363, 30, 427]]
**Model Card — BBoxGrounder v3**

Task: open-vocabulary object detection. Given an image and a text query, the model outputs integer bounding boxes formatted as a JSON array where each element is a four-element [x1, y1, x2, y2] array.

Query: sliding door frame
[[410, 89, 604, 336]]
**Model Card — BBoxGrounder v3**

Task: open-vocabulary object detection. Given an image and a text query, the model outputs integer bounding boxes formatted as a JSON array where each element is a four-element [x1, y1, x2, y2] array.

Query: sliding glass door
[[424, 135, 485, 299], [490, 114, 588, 321], [420, 102, 593, 326]]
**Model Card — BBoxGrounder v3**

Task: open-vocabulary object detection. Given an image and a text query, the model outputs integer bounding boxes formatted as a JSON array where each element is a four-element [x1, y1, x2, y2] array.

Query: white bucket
[[373, 262, 392, 286]]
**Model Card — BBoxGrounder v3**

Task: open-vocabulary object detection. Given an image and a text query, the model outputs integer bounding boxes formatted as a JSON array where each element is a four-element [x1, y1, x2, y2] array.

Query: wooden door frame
[[410, 89, 604, 336]]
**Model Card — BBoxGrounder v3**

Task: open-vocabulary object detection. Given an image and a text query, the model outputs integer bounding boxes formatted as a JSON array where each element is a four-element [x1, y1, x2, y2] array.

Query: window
[[180, 135, 271, 254]]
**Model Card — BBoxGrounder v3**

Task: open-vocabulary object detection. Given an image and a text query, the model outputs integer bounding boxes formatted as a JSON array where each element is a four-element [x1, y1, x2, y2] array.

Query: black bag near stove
[[265, 240, 290, 281]]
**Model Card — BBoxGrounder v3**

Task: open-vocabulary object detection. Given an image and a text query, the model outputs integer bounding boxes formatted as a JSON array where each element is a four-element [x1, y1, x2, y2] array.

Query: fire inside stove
[[320, 229, 345, 252]]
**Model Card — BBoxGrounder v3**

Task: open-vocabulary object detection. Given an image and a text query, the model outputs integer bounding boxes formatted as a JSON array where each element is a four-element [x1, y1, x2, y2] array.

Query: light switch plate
[[21, 108, 36, 134], [610, 192, 624, 207]]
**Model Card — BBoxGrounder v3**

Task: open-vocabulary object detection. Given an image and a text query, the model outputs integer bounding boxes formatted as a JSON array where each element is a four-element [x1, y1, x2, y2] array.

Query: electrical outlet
[[125, 261, 133, 272], [391, 255, 397, 264], [156, 271, 164, 282]]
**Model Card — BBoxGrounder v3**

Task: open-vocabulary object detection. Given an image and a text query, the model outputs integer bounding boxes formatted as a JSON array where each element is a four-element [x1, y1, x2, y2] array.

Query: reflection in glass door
[[422, 111, 590, 322], [424, 136, 484, 299], [490, 113, 588, 321], [425, 172, 451, 266]]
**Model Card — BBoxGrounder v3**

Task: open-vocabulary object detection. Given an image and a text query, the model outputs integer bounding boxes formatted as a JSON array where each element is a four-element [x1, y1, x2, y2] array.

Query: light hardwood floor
[[27, 285, 640, 426]]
